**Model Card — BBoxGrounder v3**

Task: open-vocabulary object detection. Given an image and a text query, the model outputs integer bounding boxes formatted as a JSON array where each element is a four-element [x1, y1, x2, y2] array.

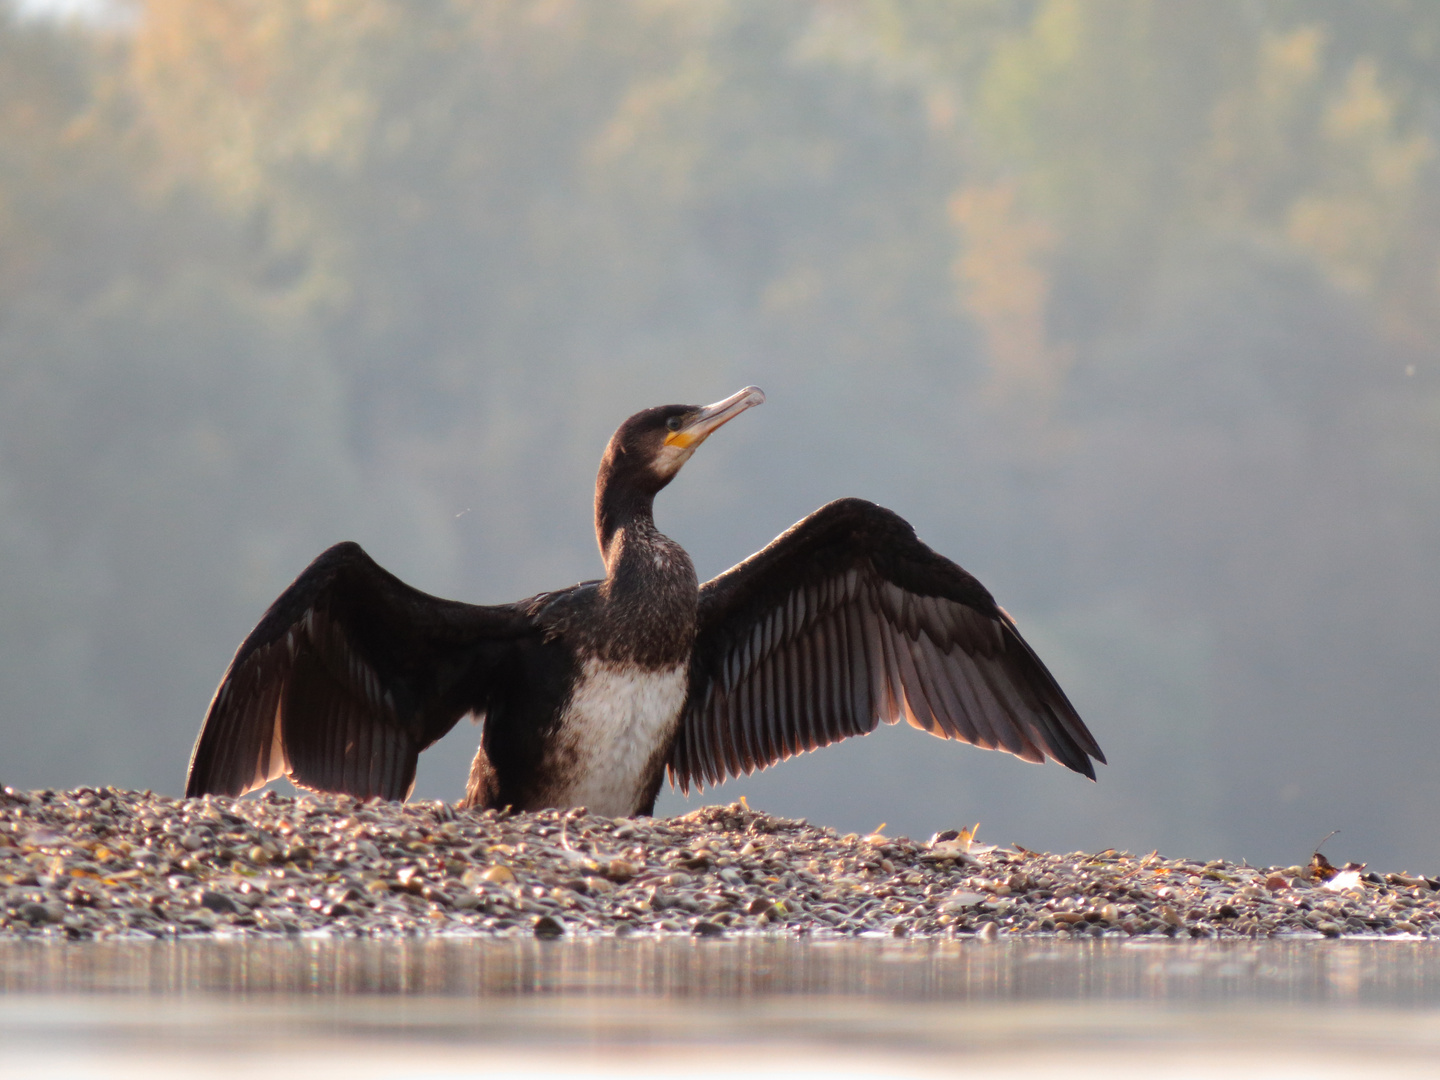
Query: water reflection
[[1, 940, 1438, 1075], [1, 937, 1438, 1003]]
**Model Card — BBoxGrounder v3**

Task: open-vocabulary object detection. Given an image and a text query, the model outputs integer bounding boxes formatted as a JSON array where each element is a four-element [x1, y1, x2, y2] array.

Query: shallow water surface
[[2, 938, 1438, 1077]]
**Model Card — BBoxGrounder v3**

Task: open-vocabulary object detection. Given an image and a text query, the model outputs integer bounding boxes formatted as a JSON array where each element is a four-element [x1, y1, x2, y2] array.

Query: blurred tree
[[125, 0, 975, 585], [0, 8, 407, 787], [0, 0, 1437, 866]]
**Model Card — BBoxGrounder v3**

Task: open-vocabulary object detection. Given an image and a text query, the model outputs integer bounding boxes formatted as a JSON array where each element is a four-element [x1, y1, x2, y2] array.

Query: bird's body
[[186, 388, 1104, 813], [466, 514, 699, 816]]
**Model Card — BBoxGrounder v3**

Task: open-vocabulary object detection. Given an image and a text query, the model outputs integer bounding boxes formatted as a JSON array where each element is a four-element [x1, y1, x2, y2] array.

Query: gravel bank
[[1, 786, 1436, 941]]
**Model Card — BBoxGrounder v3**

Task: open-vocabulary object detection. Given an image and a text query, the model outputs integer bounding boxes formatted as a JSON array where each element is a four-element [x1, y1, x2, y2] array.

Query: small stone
[[350, 839, 381, 860], [18, 901, 59, 925], [481, 865, 515, 884], [197, 890, 240, 914], [941, 891, 987, 913], [532, 914, 564, 938], [691, 920, 726, 937]]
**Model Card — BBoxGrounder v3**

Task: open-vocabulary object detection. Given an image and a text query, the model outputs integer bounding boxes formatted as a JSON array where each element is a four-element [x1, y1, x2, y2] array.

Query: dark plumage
[[186, 387, 1104, 815]]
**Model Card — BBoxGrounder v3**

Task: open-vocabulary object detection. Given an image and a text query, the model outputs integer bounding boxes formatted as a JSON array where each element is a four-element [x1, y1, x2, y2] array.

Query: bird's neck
[[596, 481, 654, 569], [588, 479, 698, 667], [601, 513, 690, 584], [598, 514, 698, 666], [597, 487, 694, 587]]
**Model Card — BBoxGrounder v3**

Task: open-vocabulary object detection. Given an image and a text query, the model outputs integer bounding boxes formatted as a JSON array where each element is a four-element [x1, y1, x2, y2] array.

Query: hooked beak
[[664, 386, 766, 449]]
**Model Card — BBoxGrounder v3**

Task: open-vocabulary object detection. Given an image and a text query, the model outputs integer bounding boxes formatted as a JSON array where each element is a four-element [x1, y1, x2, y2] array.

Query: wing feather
[[670, 498, 1105, 792], [842, 602, 873, 734], [911, 633, 965, 741], [762, 649, 786, 761], [186, 541, 539, 801], [891, 631, 936, 735]]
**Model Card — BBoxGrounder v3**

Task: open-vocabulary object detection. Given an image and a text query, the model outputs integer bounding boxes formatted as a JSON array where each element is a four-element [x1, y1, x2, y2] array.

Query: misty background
[[1, 0, 1436, 870]]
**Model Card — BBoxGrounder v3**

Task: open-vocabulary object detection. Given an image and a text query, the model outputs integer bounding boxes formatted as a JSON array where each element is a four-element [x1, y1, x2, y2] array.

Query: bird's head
[[600, 385, 765, 494], [595, 386, 764, 556]]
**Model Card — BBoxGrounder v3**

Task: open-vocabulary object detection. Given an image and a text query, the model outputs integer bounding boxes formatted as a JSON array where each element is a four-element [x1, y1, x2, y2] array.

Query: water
[[2, 938, 1438, 1077]]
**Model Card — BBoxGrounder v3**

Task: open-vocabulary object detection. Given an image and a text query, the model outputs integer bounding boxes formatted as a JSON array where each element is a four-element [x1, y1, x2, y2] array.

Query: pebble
[[532, 914, 565, 939], [0, 786, 1436, 942]]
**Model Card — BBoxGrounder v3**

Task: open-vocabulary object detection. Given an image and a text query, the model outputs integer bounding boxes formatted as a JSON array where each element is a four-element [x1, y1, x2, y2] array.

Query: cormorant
[[186, 387, 1104, 814]]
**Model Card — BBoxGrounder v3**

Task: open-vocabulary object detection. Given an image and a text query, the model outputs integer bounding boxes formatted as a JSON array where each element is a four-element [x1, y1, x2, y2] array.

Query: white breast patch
[[548, 659, 689, 817]]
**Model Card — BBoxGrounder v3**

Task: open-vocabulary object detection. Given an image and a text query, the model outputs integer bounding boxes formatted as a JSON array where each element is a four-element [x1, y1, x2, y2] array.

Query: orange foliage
[[949, 181, 1070, 416]]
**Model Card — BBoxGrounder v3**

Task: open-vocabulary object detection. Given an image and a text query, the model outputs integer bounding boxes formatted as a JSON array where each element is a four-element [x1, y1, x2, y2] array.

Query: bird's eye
[[666, 416, 682, 432]]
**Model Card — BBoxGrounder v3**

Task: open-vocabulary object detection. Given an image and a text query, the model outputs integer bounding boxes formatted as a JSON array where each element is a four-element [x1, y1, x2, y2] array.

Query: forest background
[[2, 0, 1438, 870]]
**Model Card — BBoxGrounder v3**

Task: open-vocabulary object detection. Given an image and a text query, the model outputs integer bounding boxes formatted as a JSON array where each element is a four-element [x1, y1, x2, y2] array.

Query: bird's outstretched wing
[[186, 542, 540, 801], [669, 499, 1104, 791]]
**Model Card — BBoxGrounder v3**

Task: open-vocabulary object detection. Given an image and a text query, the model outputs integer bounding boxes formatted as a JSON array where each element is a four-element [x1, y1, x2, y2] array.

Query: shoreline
[[2, 786, 1436, 941]]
